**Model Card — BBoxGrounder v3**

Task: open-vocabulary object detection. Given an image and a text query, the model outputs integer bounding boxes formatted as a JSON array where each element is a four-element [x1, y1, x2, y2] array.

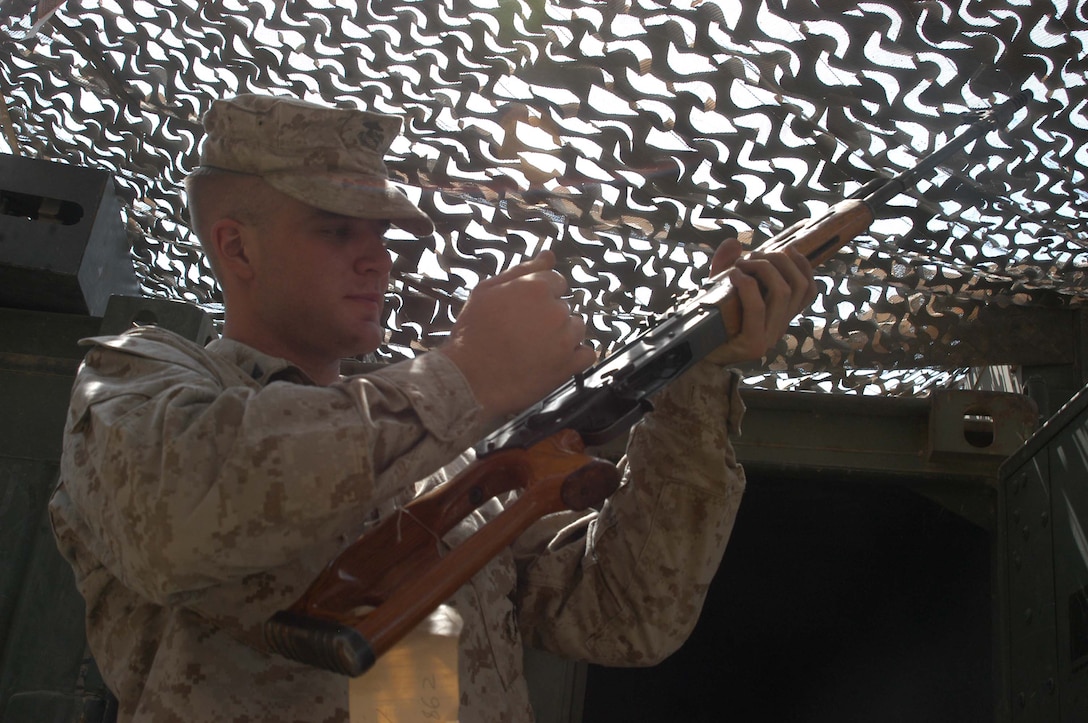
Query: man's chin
[[343, 326, 384, 359]]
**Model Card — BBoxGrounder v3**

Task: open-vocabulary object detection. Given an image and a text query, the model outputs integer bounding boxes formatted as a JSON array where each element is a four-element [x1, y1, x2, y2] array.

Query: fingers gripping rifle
[[265, 92, 1030, 676]]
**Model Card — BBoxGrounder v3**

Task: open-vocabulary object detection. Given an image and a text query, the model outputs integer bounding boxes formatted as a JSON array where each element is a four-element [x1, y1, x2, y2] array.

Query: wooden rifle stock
[[264, 91, 1029, 676], [265, 429, 620, 676]]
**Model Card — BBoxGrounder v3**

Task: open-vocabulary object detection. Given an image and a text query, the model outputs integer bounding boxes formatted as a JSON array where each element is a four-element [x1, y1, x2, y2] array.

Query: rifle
[[264, 91, 1030, 676]]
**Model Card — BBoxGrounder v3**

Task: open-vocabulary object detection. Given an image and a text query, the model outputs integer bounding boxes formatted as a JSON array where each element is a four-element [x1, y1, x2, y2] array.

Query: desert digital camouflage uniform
[[49, 323, 747, 723]]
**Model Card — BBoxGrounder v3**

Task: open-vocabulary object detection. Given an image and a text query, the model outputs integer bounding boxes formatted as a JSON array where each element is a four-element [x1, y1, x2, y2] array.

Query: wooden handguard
[[265, 428, 620, 676], [716, 198, 875, 336]]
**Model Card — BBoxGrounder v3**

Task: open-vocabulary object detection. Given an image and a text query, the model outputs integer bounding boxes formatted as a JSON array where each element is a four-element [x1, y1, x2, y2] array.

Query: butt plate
[[264, 610, 375, 677]]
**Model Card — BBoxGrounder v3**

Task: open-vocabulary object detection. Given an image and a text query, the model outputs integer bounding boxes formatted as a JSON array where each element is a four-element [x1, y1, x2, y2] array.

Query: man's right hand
[[439, 250, 596, 421]]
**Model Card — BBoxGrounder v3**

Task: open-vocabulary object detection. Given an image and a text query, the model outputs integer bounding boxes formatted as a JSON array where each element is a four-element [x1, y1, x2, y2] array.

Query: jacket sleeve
[[511, 359, 746, 666], [53, 337, 486, 613]]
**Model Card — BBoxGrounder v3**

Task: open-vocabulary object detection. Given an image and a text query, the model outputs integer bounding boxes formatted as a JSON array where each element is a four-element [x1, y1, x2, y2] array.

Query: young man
[[49, 94, 817, 722]]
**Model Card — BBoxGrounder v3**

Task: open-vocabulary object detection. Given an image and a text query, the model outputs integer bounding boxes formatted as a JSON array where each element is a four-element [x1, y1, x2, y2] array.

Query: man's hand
[[439, 250, 596, 421], [705, 237, 819, 366]]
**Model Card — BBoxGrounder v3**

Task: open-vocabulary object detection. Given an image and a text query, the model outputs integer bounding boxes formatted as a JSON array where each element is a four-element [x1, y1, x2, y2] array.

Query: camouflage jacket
[[49, 325, 747, 723]]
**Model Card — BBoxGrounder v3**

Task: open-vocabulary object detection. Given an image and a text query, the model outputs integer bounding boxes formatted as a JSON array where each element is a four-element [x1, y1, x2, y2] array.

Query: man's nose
[[354, 242, 393, 275]]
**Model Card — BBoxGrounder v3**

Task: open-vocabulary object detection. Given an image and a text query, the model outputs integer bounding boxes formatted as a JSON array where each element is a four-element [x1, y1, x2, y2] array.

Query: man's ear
[[211, 218, 255, 282]]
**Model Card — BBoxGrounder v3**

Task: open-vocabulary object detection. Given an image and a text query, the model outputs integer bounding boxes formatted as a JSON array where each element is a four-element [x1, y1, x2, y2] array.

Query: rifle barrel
[[865, 90, 1031, 209]]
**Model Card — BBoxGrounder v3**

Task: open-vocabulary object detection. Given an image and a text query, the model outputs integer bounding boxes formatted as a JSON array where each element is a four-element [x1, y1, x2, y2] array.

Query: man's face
[[246, 193, 394, 365]]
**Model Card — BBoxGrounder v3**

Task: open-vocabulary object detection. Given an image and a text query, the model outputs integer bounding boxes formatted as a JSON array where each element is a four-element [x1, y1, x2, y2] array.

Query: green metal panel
[[0, 308, 115, 722], [0, 459, 115, 723], [1000, 381, 1088, 722], [1003, 461, 1061, 719], [587, 383, 1045, 721], [0, 297, 216, 723], [1051, 433, 1088, 718]]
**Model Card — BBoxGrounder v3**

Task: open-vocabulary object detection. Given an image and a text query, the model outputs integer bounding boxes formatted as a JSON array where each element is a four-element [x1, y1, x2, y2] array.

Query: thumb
[[479, 249, 556, 288], [710, 238, 744, 276]]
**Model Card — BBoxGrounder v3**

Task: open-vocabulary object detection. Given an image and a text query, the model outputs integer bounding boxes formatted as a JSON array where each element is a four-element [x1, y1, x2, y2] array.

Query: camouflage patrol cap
[[198, 94, 434, 235]]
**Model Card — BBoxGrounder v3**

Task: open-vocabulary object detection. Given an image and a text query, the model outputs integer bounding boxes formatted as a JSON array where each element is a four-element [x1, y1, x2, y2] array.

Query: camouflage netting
[[1, 0, 1085, 395]]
